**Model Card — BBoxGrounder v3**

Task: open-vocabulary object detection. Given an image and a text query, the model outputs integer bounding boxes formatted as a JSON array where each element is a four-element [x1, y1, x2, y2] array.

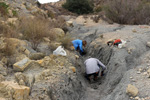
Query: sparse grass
[[0, 22, 18, 38], [0, 38, 16, 57], [19, 17, 54, 50]]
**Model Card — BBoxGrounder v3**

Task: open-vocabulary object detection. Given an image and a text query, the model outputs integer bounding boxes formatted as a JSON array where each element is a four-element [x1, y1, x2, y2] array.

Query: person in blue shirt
[[72, 39, 87, 56]]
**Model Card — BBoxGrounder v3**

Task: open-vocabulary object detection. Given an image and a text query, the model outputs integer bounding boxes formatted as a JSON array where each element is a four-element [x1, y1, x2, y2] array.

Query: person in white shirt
[[84, 57, 107, 82]]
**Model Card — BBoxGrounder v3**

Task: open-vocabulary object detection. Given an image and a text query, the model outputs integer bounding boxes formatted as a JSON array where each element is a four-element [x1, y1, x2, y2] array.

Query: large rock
[[29, 52, 45, 60], [50, 28, 65, 38], [36, 56, 57, 68], [66, 21, 73, 27], [0, 62, 7, 76], [147, 68, 150, 78], [13, 57, 32, 71], [126, 84, 138, 96], [0, 81, 30, 100], [15, 72, 27, 85], [35, 69, 52, 82], [0, 97, 6, 100], [0, 74, 5, 82], [146, 42, 150, 47]]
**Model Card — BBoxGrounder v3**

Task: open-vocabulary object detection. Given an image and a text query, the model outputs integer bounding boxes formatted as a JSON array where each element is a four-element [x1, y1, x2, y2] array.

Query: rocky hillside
[[0, 0, 150, 100]]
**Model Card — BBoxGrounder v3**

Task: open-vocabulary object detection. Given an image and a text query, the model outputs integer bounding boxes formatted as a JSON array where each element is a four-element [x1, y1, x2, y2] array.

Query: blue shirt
[[72, 39, 83, 52]]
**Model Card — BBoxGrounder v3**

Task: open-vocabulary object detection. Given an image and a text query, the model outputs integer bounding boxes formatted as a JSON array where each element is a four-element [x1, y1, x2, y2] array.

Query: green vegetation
[[12, 10, 17, 16], [62, 0, 93, 14], [0, 2, 9, 16]]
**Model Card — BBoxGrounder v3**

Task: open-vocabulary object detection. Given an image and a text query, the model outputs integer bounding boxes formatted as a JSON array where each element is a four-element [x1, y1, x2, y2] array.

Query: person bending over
[[84, 57, 106, 82], [72, 39, 87, 56]]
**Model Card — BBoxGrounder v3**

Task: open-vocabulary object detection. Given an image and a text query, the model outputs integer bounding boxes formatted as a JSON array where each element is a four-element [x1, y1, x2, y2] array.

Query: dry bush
[[0, 39, 16, 57], [32, 9, 48, 19], [57, 34, 73, 50], [92, 15, 101, 23], [0, 22, 18, 38], [47, 10, 56, 19], [104, 0, 150, 24], [19, 17, 53, 50], [50, 16, 66, 29]]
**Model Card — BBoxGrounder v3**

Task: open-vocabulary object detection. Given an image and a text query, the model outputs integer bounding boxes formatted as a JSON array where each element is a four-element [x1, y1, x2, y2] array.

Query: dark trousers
[[85, 72, 99, 81], [76, 47, 86, 56]]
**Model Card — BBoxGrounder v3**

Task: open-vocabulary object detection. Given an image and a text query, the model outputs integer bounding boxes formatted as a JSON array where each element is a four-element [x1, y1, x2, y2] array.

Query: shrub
[[62, 0, 93, 14], [50, 16, 67, 29], [0, 39, 16, 57], [0, 22, 18, 38], [0, 2, 9, 17], [12, 10, 18, 16], [103, 0, 150, 25], [19, 17, 52, 50], [57, 34, 73, 50], [94, 5, 103, 13], [47, 10, 55, 19]]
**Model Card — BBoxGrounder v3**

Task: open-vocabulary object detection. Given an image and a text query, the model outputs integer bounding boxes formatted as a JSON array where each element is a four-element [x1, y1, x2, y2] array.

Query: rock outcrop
[[0, 81, 30, 100]]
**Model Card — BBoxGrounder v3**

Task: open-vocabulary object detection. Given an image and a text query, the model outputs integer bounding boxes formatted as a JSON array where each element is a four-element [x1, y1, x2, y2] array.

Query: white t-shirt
[[84, 58, 106, 74]]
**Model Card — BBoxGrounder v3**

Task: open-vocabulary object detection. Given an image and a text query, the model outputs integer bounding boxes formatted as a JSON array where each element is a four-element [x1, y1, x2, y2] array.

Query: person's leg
[[85, 74, 91, 81], [79, 50, 86, 56], [94, 72, 99, 81]]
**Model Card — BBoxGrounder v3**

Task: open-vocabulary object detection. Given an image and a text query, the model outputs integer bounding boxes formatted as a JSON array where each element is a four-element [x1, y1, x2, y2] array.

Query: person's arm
[[79, 44, 84, 52], [96, 59, 106, 71]]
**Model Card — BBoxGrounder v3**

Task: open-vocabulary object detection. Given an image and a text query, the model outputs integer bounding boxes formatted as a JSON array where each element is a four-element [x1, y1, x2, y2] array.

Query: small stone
[[143, 72, 147, 75], [135, 96, 140, 100], [137, 71, 141, 74], [139, 68, 142, 72], [132, 29, 137, 32], [70, 46, 75, 51], [75, 55, 79, 59], [141, 98, 145, 100], [130, 77, 133, 79], [130, 97, 133, 99], [69, 66, 76, 73], [126, 84, 138, 96], [132, 79, 136, 82]]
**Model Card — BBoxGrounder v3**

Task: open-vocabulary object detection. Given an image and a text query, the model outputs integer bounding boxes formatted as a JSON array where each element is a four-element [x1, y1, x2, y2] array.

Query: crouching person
[[72, 39, 87, 56], [84, 57, 106, 82]]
